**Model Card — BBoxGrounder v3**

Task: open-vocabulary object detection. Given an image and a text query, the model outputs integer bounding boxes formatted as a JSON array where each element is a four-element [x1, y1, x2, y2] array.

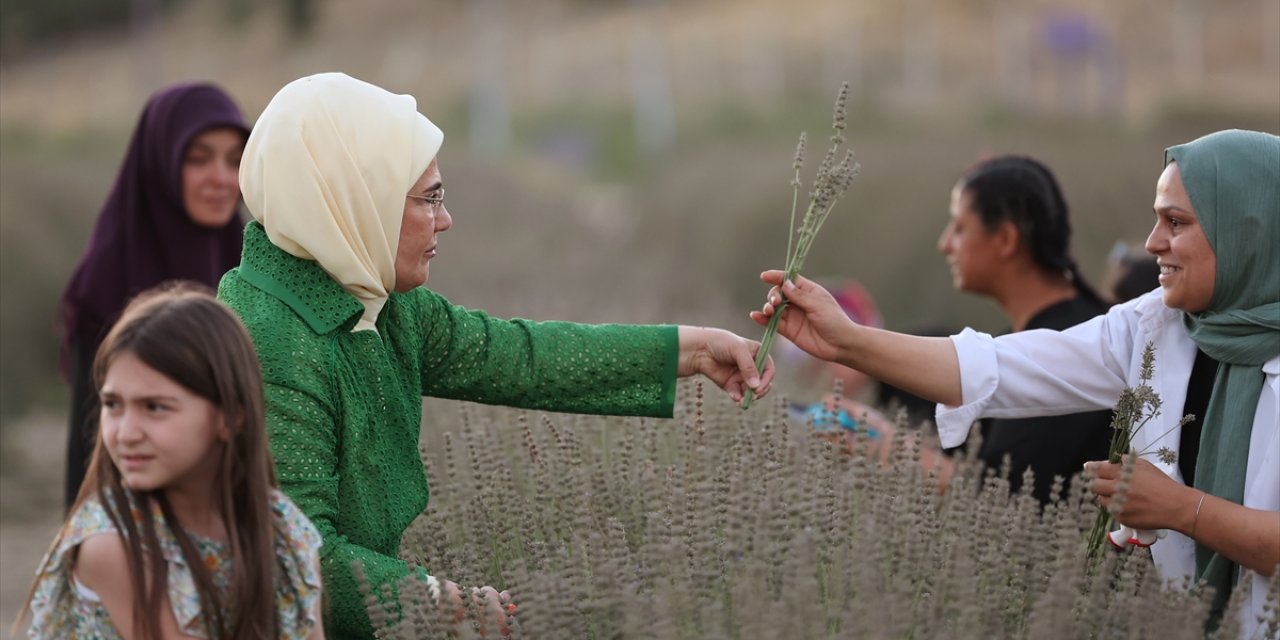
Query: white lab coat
[[937, 288, 1280, 639]]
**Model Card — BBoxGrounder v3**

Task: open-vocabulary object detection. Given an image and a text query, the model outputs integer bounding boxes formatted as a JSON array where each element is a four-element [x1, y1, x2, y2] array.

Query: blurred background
[[1, 0, 1276, 626]]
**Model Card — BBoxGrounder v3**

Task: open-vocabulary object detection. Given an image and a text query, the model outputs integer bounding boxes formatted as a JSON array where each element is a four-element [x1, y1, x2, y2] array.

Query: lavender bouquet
[[741, 82, 860, 410]]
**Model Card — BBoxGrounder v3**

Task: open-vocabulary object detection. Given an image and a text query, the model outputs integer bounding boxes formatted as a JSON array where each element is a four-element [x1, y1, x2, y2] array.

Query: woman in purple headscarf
[[57, 82, 249, 510]]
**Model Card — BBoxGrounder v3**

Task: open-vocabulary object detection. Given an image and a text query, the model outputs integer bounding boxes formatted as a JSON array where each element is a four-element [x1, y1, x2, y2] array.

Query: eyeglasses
[[406, 189, 445, 209]]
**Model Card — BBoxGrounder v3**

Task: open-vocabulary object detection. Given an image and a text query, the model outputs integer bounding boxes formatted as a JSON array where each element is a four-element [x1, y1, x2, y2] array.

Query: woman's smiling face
[[1144, 162, 1217, 313]]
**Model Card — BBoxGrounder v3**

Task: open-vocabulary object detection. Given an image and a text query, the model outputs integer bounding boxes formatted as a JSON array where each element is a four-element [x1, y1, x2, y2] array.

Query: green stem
[[808, 198, 842, 242], [1085, 506, 1115, 569], [740, 299, 787, 410], [785, 173, 799, 267], [1132, 421, 1184, 459], [789, 199, 840, 277]]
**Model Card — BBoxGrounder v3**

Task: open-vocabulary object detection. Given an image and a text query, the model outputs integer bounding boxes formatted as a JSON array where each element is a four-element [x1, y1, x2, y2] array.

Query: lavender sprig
[[1084, 342, 1193, 565], [742, 82, 859, 410]]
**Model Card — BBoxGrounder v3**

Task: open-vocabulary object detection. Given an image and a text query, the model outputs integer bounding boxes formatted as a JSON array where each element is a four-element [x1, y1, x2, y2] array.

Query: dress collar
[[1133, 288, 1180, 339], [236, 221, 363, 335]]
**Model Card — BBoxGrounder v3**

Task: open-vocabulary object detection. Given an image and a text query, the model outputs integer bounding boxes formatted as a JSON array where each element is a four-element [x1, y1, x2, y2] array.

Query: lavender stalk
[[742, 82, 859, 410], [1084, 342, 1192, 566]]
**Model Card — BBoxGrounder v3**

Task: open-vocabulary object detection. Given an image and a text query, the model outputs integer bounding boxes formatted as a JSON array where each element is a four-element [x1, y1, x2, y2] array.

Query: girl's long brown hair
[[16, 284, 282, 639]]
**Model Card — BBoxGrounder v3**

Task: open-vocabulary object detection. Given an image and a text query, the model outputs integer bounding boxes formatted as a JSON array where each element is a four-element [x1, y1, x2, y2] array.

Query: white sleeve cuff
[[934, 328, 998, 449]]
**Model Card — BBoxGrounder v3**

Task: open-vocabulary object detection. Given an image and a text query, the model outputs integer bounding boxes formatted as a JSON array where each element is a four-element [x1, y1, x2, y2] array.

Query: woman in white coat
[[752, 129, 1279, 637]]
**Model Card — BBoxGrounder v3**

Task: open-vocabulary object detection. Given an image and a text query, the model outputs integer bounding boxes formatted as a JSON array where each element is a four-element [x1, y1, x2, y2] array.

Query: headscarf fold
[[238, 72, 443, 332], [58, 82, 248, 364], [1167, 129, 1280, 617]]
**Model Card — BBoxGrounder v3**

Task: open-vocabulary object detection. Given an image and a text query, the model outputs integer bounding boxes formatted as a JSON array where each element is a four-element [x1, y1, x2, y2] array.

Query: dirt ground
[[1, 412, 68, 637]]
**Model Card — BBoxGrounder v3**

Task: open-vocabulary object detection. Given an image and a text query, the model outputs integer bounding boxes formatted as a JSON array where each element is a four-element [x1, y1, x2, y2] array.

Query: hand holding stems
[[440, 580, 515, 637], [1084, 342, 1178, 559], [750, 271, 964, 407], [1086, 457, 1196, 531], [750, 273, 860, 365], [677, 326, 775, 404], [1085, 457, 1280, 576]]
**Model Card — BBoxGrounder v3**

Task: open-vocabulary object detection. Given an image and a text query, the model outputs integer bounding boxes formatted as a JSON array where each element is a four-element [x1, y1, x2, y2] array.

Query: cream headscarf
[[240, 72, 444, 332]]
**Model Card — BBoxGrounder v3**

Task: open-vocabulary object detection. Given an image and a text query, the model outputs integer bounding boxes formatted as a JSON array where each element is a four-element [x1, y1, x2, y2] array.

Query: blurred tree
[[1171, 0, 1205, 90], [223, 0, 253, 27], [0, 0, 322, 59], [0, 0, 179, 59], [468, 0, 510, 155], [901, 0, 940, 104], [281, 0, 318, 38], [223, 0, 321, 38], [629, 0, 675, 155]]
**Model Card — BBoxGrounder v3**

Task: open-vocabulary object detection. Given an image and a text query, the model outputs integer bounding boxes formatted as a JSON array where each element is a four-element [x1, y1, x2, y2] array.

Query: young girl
[[16, 286, 324, 639]]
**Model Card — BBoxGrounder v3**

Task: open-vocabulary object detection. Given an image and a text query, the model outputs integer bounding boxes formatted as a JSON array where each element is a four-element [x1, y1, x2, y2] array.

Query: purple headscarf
[[57, 82, 249, 364]]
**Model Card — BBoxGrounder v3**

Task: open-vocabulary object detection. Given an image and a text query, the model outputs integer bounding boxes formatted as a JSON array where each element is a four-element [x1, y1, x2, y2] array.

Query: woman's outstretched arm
[[415, 291, 772, 413], [750, 271, 962, 406]]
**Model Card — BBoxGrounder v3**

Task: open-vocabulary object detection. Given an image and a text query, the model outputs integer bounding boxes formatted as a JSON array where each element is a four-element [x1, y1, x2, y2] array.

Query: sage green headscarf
[[1167, 129, 1280, 617]]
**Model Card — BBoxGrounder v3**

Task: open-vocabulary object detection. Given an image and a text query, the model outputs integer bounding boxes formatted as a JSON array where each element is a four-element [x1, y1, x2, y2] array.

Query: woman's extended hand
[[1086, 457, 1197, 531], [677, 326, 775, 403], [749, 270, 963, 408], [749, 271, 860, 365]]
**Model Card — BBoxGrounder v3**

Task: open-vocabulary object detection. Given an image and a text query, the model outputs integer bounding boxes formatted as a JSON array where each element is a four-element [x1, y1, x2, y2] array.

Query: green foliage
[[220, 0, 325, 39], [0, 0, 321, 57], [360, 383, 1276, 638], [0, 125, 131, 419], [281, 0, 318, 38], [0, 0, 180, 57], [513, 106, 646, 182]]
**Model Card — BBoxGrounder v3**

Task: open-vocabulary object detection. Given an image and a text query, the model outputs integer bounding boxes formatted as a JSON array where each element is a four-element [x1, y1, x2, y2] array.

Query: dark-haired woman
[[935, 155, 1112, 504], [57, 82, 249, 511]]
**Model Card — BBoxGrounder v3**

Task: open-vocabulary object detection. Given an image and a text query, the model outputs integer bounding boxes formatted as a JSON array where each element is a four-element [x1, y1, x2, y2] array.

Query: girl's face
[[1144, 162, 1217, 313], [938, 186, 1005, 295], [394, 159, 452, 292], [99, 352, 227, 495], [182, 127, 245, 229]]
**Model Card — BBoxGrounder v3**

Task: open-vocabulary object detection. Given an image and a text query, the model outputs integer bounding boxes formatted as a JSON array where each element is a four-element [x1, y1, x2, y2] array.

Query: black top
[[1178, 349, 1220, 487], [976, 296, 1114, 505]]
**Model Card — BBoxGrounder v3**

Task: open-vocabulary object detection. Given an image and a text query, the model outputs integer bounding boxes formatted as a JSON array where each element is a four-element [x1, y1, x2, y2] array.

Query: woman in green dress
[[218, 72, 774, 638]]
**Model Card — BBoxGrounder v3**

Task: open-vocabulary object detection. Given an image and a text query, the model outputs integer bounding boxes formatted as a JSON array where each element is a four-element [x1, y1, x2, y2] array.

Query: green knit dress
[[219, 222, 679, 638]]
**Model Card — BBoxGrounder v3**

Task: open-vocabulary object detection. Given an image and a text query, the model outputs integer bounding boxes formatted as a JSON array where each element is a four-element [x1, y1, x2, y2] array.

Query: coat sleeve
[[264, 380, 422, 639], [936, 300, 1143, 449], [409, 290, 680, 418]]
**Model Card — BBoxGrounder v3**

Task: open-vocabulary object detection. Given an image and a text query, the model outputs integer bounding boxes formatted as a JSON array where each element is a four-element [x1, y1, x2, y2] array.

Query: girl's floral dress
[[27, 488, 322, 639]]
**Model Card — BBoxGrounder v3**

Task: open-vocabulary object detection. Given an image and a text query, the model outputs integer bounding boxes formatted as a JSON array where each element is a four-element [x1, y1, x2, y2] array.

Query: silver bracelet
[[1189, 492, 1207, 539]]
